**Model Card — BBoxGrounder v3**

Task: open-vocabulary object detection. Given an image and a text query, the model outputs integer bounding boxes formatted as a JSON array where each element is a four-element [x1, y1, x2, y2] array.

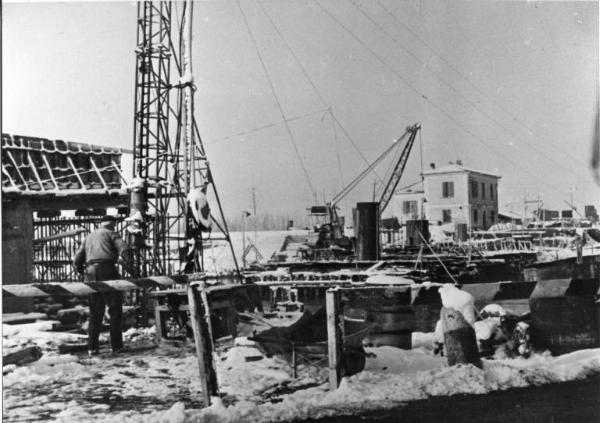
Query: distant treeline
[[226, 212, 309, 231]]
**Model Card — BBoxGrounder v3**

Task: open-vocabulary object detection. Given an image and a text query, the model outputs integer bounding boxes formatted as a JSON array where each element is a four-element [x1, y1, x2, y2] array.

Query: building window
[[490, 184, 494, 200], [483, 211, 487, 228], [402, 201, 418, 217], [490, 210, 495, 223], [442, 209, 452, 223], [481, 182, 485, 199], [442, 181, 454, 198], [471, 181, 478, 198], [473, 209, 478, 225]]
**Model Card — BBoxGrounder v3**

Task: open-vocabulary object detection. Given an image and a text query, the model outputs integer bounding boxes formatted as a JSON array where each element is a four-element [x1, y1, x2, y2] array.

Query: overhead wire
[[236, 0, 318, 202], [376, 0, 589, 168], [256, 0, 397, 198], [350, 0, 591, 181], [314, 0, 572, 198], [209, 107, 329, 144]]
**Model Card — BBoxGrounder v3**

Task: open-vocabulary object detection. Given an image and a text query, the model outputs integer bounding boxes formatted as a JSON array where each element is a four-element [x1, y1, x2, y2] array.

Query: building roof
[[395, 189, 424, 196], [422, 163, 501, 179], [2, 133, 126, 195]]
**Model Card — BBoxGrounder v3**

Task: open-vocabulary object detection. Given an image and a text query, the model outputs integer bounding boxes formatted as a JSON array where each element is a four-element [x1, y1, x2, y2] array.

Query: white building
[[394, 162, 501, 230], [393, 189, 426, 222]]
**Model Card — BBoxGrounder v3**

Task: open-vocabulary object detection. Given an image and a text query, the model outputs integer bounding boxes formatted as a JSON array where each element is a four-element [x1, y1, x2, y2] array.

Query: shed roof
[[2, 133, 126, 195]]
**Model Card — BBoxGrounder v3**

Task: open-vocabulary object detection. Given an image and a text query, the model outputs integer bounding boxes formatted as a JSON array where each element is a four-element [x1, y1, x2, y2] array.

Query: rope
[[237, 0, 318, 202], [417, 231, 458, 284], [257, 1, 388, 186], [210, 108, 328, 144], [331, 110, 345, 192]]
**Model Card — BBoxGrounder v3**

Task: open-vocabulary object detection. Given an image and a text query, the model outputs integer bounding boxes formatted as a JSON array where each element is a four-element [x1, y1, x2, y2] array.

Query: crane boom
[[330, 126, 416, 207], [378, 123, 420, 215]]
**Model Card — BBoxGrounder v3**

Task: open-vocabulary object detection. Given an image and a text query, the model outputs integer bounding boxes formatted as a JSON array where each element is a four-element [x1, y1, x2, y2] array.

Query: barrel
[[362, 307, 414, 349], [411, 284, 442, 332], [454, 223, 468, 242], [406, 220, 430, 246], [348, 287, 414, 349], [354, 202, 380, 261]]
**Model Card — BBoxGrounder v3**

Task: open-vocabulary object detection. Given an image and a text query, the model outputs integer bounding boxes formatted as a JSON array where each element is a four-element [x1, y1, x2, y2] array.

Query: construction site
[[2, 1, 599, 422]]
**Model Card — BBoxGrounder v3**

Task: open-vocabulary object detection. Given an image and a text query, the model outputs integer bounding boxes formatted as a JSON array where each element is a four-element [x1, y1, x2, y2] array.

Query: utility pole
[[372, 179, 378, 202], [523, 187, 527, 229], [252, 187, 257, 240], [242, 211, 246, 269]]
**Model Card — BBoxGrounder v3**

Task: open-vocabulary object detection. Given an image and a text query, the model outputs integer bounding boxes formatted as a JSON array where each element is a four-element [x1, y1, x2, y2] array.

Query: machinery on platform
[[305, 123, 421, 259]]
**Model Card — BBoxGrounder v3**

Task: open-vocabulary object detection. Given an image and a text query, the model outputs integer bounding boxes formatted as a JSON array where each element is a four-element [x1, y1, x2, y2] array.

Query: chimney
[[456, 159, 462, 166], [430, 163, 436, 170]]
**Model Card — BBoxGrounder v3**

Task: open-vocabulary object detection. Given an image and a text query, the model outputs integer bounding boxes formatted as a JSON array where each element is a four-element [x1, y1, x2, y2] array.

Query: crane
[[310, 123, 420, 254]]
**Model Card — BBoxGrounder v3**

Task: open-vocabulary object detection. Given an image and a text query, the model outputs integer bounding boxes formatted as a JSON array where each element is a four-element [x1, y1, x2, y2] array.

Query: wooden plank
[[187, 285, 218, 407], [57, 343, 89, 355], [3, 345, 43, 366], [326, 288, 342, 390], [339, 286, 411, 310], [3, 312, 47, 324], [3, 274, 198, 298]]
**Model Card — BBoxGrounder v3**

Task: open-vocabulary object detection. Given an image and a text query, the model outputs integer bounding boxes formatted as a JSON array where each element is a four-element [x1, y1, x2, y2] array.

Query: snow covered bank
[[79, 344, 599, 423], [3, 325, 599, 423]]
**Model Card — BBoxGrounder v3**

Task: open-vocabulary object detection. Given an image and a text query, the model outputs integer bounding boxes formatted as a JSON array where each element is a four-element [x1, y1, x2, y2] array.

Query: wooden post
[[142, 286, 149, 326], [440, 306, 482, 368], [326, 288, 342, 390], [153, 298, 163, 345], [199, 286, 215, 345], [3, 345, 42, 366], [291, 343, 297, 379], [187, 285, 218, 406]]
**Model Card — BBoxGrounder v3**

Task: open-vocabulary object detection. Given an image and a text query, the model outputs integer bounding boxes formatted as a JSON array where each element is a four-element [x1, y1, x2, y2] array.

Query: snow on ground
[[3, 323, 600, 423], [204, 230, 310, 272]]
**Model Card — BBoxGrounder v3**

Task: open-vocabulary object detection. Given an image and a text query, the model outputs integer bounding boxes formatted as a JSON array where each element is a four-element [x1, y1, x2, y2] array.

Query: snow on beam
[[2, 274, 201, 298]]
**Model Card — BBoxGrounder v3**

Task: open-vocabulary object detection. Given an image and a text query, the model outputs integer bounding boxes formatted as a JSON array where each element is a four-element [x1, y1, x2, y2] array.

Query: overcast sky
[[3, 0, 599, 220]]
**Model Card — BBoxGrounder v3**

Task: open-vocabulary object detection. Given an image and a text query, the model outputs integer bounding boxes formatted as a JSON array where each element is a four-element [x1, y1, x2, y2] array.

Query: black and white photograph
[[2, 0, 599, 421]]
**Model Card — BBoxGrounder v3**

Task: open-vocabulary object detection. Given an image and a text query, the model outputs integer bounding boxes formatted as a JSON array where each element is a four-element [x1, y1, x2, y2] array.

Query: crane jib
[[379, 124, 421, 214], [330, 123, 419, 207]]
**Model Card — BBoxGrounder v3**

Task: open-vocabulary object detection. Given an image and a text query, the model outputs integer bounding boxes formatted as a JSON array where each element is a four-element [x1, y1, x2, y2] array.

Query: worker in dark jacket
[[74, 215, 131, 355]]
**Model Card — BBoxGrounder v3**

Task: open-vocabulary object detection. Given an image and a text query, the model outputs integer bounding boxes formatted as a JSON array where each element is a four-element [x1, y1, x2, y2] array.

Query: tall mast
[[131, 1, 241, 280]]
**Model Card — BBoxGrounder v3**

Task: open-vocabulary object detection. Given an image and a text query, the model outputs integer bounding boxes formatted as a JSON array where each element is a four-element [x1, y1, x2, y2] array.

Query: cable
[[236, 0, 318, 202], [257, 0, 397, 198], [257, 1, 384, 179], [209, 108, 329, 144], [350, 0, 591, 180], [376, 0, 590, 170], [314, 0, 572, 198], [330, 109, 345, 190], [418, 129, 424, 181]]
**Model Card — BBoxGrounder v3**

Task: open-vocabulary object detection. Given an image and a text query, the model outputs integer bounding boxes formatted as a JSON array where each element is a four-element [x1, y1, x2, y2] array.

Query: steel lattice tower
[[132, 1, 241, 279]]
